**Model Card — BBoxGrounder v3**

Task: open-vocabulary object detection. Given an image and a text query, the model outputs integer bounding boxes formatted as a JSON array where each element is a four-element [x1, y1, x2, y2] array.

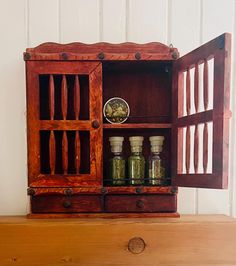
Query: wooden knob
[[65, 188, 73, 196], [136, 187, 142, 194], [98, 52, 105, 60], [61, 53, 68, 60], [92, 120, 100, 129], [63, 200, 72, 208], [128, 237, 146, 254], [172, 51, 178, 59], [27, 188, 35, 196], [135, 52, 141, 60], [136, 199, 144, 209]]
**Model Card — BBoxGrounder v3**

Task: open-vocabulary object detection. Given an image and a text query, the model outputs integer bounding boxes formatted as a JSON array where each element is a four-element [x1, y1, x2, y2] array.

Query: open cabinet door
[[172, 33, 231, 189]]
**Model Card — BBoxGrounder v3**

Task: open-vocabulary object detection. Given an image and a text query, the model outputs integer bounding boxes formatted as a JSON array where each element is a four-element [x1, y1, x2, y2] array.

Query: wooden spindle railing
[[61, 75, 68, 120], [185, 68, 191, 174], [186, 68, 191, 115], [194, 64, 199, 113], [74, 75, 80, 120], [49, 75, 55, 120], [193, 64, 199, 173], [203, 59, 209, 173], [49, 131, 55, 174], [75, 131, 81, 174], [61, 75, 68, 174], [74, 75, 81, 174], [194, 125, 199, 173], [203, 60, 209, 111], [62, 131, 68, 174], [186, 126, 190, 174], [203, 123, 208, 173]]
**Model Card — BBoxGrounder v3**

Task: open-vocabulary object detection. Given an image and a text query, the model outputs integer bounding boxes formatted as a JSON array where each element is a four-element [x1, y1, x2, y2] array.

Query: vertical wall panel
[[102, 0, 126, 42], [0, 0, 28, 214], [128, 0, 168, 43], [170, 0, 201, 214], [60, 0, 100, 43], [28, 0, 59, 46], [0, 0, 235, 216], [232, 2, 236, 218], [197, 0, 234, 215]]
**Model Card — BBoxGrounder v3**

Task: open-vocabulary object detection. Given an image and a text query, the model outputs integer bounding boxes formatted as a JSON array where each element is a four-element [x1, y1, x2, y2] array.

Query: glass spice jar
[[148, 136, 165, 185], [109, 136, 126, 185], [128, 136, 145, 185]]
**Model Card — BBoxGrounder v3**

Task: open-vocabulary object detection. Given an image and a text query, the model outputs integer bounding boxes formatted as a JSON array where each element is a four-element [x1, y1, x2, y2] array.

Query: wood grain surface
[[0, 215, 235, 266]]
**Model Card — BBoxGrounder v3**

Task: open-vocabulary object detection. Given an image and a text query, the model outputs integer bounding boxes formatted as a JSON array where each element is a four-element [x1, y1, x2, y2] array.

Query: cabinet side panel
[[26, 62, 40, 184]]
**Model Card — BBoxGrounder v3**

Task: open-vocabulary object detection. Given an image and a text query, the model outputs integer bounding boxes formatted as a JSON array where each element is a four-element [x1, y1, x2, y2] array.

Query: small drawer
[[105, 194, 176, 213], [31, 195, 102, 213]]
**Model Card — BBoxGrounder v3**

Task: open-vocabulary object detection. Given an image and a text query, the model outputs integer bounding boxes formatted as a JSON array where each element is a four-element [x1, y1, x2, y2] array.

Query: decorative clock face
[[103, 97, 130, 124]]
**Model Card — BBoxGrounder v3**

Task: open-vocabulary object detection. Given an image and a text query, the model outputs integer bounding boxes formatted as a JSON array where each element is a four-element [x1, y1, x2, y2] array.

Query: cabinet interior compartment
[[103, 128, 171, 186], [103, 61, 172, 123]]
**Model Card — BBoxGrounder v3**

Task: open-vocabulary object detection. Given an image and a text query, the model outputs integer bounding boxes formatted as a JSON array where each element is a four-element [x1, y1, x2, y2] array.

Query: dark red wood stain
[[25, 33, 231, 216]]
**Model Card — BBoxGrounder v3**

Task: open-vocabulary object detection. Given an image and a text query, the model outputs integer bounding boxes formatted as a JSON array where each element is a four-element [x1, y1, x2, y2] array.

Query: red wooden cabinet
[[24, 33, 231, 217]]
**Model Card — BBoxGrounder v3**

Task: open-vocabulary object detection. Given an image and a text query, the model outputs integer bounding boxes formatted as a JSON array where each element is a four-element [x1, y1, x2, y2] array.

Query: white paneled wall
[[0, 0, 235, 215]]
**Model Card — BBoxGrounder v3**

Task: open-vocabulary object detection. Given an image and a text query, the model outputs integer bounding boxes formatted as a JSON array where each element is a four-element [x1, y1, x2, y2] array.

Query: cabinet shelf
[[103, 123, 172, 129]]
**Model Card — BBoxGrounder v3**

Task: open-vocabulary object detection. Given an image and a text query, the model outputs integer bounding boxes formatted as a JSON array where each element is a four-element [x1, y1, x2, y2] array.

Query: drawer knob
[[92, 120, 100, 129], [63, 200, 72, 208], [128, 237, 146, 254], [136, 199, 144, 209]]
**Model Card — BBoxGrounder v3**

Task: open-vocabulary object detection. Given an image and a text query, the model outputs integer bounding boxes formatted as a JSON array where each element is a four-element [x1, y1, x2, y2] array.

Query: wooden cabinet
[[24, 33, 231, 217]]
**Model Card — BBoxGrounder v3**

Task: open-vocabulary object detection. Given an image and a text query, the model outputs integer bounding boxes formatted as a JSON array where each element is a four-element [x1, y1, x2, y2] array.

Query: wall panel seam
[[99, 0, 103, 41], [58, 0, 61, 43], [196, 0, 204, 215], [167, 0, 172, 45], [125, 0, 129, 42], [26, 0, 29, 46]]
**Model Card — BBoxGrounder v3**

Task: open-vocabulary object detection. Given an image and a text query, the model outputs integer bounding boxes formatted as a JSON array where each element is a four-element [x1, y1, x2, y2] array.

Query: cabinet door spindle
[[194, 64, 199, 113], [75, 131, 81, 174], [62, 131, 68, 174], [186, 68, 191, 115], [203, 60, 209, 111], [203, 123, 208, 173], [186, 126, 190, 174], [74, 75, 80, 120], [49, 131, 56, 174], [49, 75, 55, 120], [61, 75, 68, 120], [194, 125, 199, 173]]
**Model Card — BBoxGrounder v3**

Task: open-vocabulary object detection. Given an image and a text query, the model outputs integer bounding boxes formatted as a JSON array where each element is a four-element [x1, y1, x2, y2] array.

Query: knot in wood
[[128, 237, 146, 254]]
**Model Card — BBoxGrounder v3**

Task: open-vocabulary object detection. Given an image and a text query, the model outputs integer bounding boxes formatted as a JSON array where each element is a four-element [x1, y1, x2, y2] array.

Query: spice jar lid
[[129, 136, 144, 146], [109, 136, 124, 153], [149, 136, 164, 153]]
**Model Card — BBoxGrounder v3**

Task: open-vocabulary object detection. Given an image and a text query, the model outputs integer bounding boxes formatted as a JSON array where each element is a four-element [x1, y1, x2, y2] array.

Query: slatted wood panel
[[26, 61, 102, 187], [172, 33, 231, 189]]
